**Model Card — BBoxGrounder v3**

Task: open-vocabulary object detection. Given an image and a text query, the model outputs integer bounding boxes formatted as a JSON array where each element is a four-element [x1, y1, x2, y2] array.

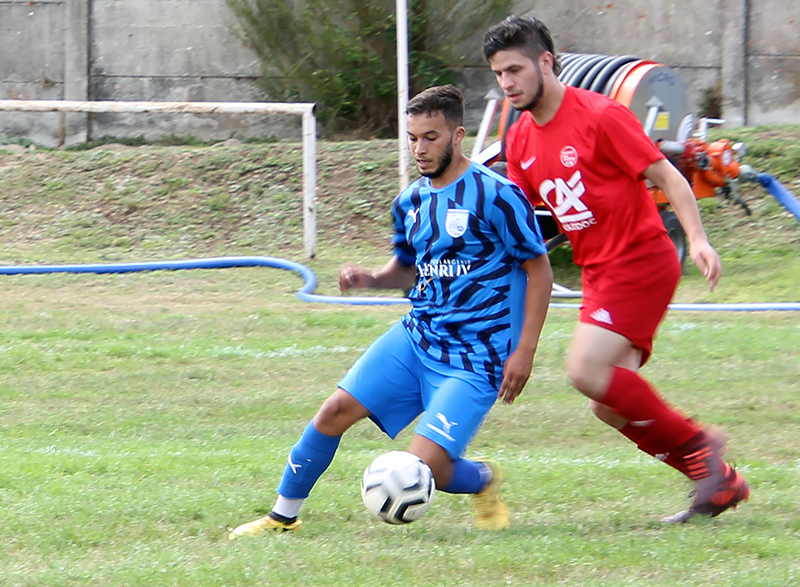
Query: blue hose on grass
[[0, 256, 797, 311], [758, 172, 800, 222], [0, 256, 408, 306]]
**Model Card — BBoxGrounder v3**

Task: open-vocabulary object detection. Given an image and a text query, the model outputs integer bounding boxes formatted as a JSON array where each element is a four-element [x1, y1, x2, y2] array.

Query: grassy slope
[[0, 128, 797, 300]]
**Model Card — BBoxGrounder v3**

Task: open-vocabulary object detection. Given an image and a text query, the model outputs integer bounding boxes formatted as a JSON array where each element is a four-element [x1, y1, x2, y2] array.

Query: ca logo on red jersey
[[538, 170, 597, 231]]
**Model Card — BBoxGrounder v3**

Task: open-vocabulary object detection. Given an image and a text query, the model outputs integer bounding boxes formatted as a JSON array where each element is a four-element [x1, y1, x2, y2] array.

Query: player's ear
[[540, 51, 555, 75], [453, 125, 466, 145]]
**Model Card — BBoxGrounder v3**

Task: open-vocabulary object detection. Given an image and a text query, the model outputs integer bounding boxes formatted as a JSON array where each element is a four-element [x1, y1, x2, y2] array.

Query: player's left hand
[[499, 348, 534, 405], [689, 239, 722, 291]]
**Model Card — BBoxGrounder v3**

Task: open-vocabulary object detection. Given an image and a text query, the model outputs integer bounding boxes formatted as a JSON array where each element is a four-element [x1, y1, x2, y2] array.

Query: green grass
[[0, 130, 798, 586]]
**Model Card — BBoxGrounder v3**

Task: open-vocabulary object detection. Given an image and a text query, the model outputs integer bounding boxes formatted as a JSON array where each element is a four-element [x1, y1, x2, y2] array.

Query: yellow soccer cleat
[[228, 514, 303, 539], [471, 461, 510, 530]]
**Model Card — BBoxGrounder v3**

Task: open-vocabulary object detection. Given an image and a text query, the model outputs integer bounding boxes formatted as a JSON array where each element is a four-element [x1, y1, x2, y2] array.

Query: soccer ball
[[360, 451, 436, 524]]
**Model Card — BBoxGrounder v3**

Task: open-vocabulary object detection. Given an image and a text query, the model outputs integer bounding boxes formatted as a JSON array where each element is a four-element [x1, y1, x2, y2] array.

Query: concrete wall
[[511, 0, 724, 125], [0, 0, 67, 145], [1, 0, 799, 146], [747, 2, 800, 124], [86, 0, 291, 144], [508, 0, 800, 127], [0, 0, 297, 147]]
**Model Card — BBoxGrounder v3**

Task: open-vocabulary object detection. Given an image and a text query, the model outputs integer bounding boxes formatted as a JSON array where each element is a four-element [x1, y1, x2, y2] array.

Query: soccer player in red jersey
[[483, 15, 749, 522]]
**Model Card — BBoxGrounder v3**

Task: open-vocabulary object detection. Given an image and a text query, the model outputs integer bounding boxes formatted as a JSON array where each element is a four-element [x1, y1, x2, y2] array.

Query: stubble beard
[[419, 140, 454, 179], [514, 62, 545, 113]]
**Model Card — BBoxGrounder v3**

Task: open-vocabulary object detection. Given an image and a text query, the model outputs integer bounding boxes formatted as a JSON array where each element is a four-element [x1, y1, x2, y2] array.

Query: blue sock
[[277, 420, 341, 499], [441, 459, 492, 494]]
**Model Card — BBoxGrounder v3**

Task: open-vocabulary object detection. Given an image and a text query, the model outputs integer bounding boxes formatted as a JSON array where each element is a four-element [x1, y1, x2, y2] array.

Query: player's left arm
[[498, 254, 553, 405], [643, 158, 722, 290]]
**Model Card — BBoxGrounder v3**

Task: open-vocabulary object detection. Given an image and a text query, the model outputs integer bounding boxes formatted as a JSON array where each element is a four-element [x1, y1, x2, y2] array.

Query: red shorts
[[579, 233, 681, 365]]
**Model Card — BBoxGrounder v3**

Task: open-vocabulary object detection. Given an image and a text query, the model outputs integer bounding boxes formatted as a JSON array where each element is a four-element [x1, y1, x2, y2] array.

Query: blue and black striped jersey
[[392, 161, 547, 390]]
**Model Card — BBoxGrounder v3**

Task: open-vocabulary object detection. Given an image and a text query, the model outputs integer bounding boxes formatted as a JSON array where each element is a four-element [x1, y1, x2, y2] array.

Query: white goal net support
[[0, 100, 319, 258]]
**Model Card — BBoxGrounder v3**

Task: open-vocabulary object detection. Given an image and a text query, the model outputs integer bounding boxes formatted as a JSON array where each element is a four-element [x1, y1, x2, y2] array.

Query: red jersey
[[506, 86, 667, 268]]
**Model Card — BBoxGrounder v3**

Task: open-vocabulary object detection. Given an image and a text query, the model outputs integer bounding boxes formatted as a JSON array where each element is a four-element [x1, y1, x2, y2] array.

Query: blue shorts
[[338, 322, 498, 459]]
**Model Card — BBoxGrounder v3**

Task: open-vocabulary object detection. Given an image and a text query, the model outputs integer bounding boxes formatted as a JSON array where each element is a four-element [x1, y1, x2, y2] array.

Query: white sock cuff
[[273, 496, 305, 519]]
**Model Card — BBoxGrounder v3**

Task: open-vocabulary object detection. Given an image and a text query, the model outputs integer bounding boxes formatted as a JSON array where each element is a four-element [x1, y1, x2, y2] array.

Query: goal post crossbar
[[0, 99, 318, 258]]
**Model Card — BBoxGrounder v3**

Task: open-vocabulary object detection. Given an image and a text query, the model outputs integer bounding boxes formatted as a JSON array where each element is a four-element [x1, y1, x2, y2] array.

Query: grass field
[[0, 128, 798, 586]]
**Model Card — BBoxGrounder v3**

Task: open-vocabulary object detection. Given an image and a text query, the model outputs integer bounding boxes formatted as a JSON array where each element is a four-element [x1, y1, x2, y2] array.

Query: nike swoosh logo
[[521, 155, 537, 170]]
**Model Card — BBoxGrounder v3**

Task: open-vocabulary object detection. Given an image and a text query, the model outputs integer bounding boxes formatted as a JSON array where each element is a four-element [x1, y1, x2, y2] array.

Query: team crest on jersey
[[445, 209, 470, 238], [560, 146, 579, 167]]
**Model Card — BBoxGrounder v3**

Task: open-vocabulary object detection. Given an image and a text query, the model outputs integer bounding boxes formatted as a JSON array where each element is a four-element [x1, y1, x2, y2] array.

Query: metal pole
[[396, 0, 409, 190], [302, 110, 317, 258], [743, 0, 751, 125], [471, 89, 503, 160]]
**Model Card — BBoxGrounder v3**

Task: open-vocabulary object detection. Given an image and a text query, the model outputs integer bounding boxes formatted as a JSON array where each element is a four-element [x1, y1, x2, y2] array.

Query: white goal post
[[0, 100, 319, 258]]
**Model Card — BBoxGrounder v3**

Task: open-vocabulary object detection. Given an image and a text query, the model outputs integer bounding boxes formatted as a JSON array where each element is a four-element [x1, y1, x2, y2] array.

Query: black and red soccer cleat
[[663, 464, 750, 523], [692, 462, 750, 517], [663, 429, 750, 523]]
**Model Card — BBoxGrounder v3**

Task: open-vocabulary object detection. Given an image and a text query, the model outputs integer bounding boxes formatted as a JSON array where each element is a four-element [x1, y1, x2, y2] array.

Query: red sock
[[602, 367, 700, 452], [618, 422, 692, 477]]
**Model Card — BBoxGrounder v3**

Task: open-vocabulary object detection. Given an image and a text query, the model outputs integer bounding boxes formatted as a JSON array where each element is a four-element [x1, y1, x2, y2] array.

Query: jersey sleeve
[[390, 196, 416, 267], [487, 181, 548, 261], [598, 101, 665, 179]]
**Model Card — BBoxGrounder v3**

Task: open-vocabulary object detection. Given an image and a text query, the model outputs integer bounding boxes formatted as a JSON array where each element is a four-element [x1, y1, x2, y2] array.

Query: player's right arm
[[338, 256, 417, 292]]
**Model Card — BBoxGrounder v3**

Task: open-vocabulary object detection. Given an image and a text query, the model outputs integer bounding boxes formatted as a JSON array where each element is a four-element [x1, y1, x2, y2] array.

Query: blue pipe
[[758, 172, 800, 222], [0, 256, 409, 306], [0, 256, 797, 310]]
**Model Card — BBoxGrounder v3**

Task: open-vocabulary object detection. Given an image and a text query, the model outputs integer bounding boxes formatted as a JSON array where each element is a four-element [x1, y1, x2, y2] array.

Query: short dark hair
[[406, 84, 464, 128], [482, 15, 562, 76]]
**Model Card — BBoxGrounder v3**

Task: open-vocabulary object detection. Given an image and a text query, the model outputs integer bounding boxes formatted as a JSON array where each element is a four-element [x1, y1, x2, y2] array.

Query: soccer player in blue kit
[[229, 85, 553, 536]]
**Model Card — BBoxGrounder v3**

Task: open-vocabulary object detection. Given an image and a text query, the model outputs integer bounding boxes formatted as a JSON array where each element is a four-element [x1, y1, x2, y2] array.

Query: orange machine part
[[651, 177, 717, 204], [691, 177, 719, 200], [496, 98, 513, 145], [611, 61, 659, 108], [605, 60, 641, 102], [707, 140, 740, 179], [690, 139, 740, 198], [650, 187, 669, 206]]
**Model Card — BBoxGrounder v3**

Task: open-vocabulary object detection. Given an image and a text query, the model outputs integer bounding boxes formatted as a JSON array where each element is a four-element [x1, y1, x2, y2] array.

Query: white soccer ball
[[360, 451, 436, 524]]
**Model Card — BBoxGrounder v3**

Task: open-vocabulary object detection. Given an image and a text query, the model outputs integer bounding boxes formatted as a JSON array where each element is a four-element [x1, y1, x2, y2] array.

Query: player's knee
[[566, 362, 594, 396], [589, 400, 627, 428], [589, 399, 609, 420], [314, 390, 366, 435], [567, 355, 607, 399]]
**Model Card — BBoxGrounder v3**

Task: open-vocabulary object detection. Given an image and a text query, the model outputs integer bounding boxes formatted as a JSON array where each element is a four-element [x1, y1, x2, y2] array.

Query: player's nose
[[498, 72, 514, 91]]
